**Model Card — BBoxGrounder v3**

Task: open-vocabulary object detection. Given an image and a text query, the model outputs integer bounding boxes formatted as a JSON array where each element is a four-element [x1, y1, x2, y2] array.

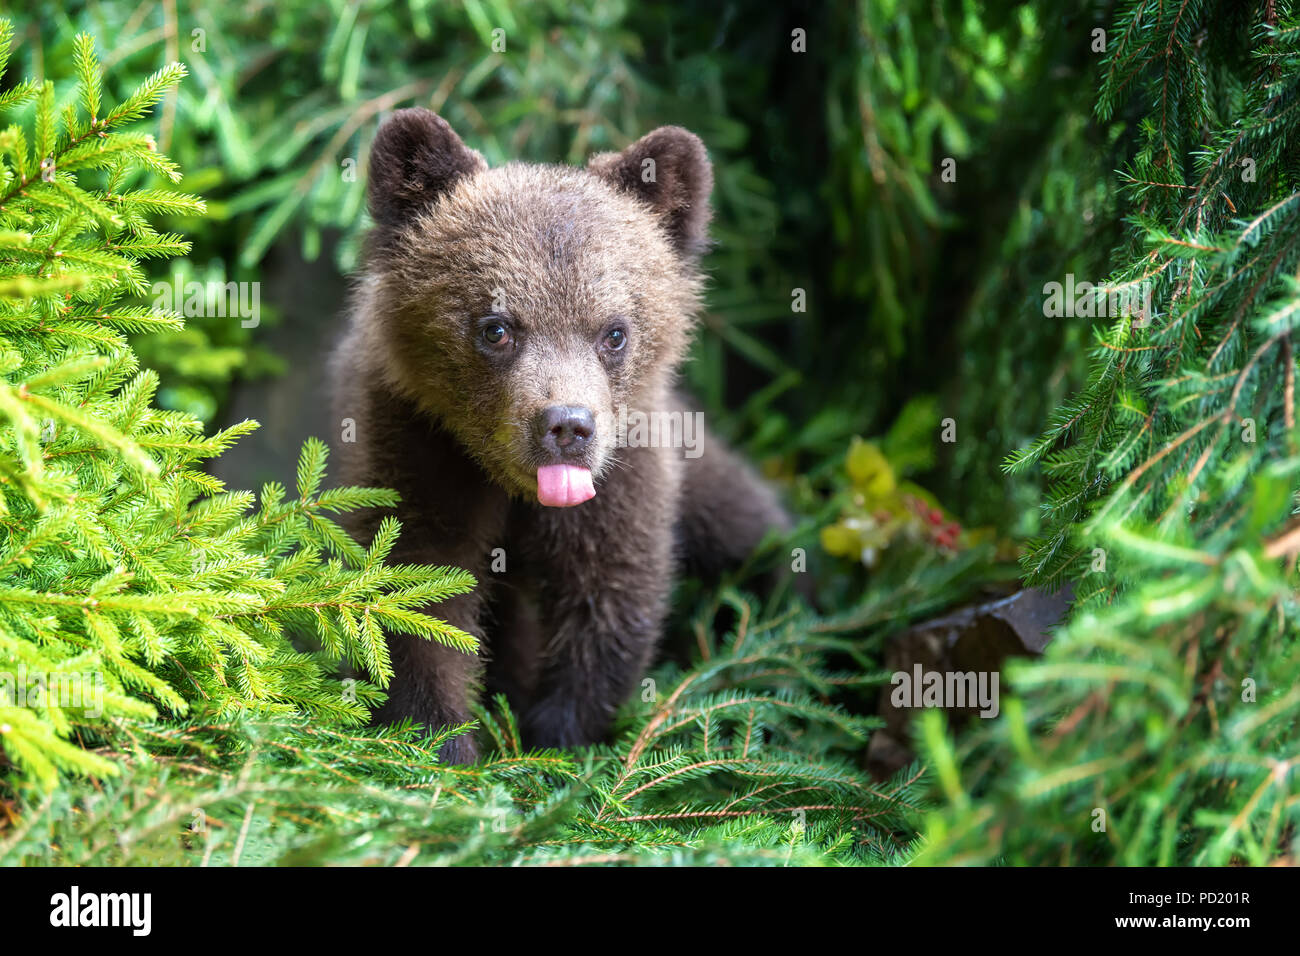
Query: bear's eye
[[603, 328, 627, 352], [481, 321, 510, 347]]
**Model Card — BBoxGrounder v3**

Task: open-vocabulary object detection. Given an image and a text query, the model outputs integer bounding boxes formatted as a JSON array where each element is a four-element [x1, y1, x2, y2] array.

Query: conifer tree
[[0, 24, 476, 789], [1, 595, 929, 866], [920, 0, 1300, 866]]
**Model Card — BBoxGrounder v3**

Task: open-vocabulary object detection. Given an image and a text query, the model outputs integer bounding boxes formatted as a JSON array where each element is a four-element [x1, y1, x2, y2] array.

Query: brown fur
[[331, 109, 790, 761]]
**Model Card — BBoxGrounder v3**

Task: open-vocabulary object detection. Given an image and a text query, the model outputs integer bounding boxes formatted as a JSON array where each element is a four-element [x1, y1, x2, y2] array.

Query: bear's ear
[[587, 127, 713, 257], [367, 108, 487, 230]]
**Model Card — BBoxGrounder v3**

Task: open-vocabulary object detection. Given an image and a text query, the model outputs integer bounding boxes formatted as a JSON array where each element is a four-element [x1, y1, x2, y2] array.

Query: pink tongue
[[536, 464, 595, 507]]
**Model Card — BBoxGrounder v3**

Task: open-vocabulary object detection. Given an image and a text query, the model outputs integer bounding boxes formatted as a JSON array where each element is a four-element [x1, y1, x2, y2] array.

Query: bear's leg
[[370, 491, 506, 764], [481, 577, 544, 714], [342, 397, 511, 765], [373, 589, 488, 765], [517, 452, 676, 748]]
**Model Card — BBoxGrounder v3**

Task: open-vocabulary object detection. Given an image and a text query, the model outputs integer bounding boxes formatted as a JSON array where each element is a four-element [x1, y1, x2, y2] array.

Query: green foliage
[[0, 22, 939, 865], [739, 0, 1123, 538], [922, 0, 1300, 866], [2, 593, 930, 866], [828, 0, 1040, 360], [819, 422, 977, 570], [8, 0, 1296, 869], [0, 26, 474, 790]]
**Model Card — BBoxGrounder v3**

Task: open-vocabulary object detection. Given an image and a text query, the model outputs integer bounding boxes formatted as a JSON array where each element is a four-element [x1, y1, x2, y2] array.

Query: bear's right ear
[[367, 109, 487, 230]]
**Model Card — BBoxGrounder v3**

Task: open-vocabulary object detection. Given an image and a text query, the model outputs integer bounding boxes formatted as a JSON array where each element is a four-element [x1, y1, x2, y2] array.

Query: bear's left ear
[[587, 127, 713, 257]]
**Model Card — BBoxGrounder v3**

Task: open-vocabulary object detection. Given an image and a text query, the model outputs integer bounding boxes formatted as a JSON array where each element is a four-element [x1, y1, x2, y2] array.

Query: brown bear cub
[[331, 109, 790, 762]]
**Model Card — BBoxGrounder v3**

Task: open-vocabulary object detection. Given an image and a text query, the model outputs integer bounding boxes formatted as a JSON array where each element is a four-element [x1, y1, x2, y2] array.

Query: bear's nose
[[535, 405, 595, 458]]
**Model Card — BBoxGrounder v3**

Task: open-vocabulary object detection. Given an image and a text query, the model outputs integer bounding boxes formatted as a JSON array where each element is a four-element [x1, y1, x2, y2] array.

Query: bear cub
[[331, 109, 790, 762]]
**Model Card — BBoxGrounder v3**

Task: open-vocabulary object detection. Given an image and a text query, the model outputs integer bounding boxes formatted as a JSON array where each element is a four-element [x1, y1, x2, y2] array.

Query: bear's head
[[359, 109, 712, 507]]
